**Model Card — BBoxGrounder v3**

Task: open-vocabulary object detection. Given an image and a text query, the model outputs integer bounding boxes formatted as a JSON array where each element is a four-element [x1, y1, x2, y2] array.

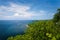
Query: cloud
[[0, 3, 35, 19], [0, 3, 54, 20]]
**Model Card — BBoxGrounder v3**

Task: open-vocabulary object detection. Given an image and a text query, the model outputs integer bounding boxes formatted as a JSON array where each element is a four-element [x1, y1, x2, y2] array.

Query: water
[[0, 20, 33, 40]]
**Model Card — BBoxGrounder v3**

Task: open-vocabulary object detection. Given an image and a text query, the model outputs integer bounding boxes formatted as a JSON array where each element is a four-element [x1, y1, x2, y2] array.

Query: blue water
[[0, 20, 33, 40]]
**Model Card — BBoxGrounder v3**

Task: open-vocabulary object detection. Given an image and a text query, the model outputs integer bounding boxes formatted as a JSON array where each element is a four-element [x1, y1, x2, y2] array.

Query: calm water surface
[[0, 20, 33, 40]]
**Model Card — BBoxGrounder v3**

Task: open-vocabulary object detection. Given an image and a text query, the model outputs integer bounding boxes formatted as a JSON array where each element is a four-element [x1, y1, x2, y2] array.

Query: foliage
[[7, 9, 60, 40], [53, 9, 60, 22]]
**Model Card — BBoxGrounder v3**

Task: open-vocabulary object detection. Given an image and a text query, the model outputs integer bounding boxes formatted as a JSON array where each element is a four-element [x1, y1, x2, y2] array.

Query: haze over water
[[0, 20, 32, 40]]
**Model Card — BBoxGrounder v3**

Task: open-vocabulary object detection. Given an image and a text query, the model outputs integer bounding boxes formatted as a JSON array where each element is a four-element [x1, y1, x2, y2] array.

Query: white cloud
[[0, 3, 35, 19], [13, 13, 20, 16], [0, 3, 52, 20], [39, 10, 46, 15]]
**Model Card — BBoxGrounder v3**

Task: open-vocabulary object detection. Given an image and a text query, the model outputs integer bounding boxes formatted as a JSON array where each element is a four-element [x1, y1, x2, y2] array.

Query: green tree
[[53, 9, 60, 22]]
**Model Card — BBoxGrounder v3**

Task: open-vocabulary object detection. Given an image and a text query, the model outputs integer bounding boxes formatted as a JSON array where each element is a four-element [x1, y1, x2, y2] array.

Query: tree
[[53, 9, 60, 22]]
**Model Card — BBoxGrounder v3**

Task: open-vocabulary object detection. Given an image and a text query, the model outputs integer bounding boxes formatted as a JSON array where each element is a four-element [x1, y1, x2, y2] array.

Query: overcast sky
[[0, 0, 60, 20]]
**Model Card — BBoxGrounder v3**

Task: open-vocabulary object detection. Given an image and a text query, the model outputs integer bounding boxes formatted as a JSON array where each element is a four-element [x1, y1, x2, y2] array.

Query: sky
[[0, 0, 60, 20]]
